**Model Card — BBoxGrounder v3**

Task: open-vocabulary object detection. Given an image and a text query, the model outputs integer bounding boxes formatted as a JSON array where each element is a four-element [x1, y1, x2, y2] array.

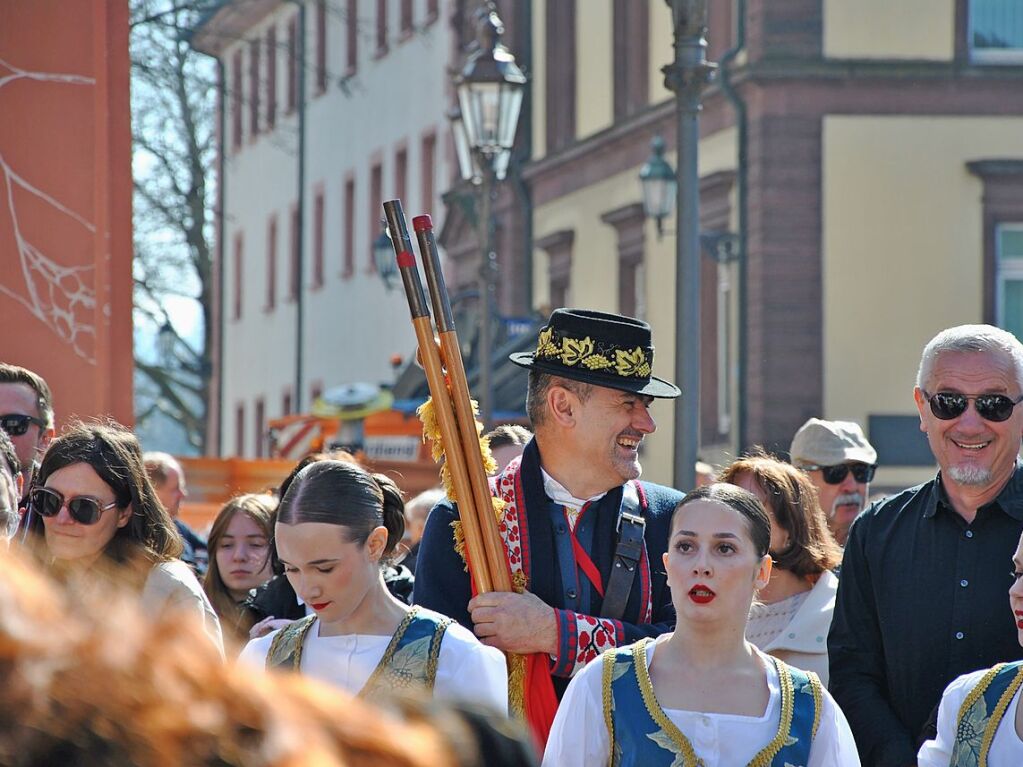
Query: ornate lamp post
[[663, 0, 715, 491], [451, 3, 525, 425], [372, 228, 398, 290]]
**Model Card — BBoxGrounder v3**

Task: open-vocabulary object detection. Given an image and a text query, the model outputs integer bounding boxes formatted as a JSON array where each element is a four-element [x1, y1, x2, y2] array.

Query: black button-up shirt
[[828, 465, 1023, 766]]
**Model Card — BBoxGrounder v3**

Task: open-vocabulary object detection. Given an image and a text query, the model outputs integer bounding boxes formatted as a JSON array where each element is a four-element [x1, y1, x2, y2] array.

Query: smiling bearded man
[[413, 309, 685, 708], [829, 324, 1023, 767]]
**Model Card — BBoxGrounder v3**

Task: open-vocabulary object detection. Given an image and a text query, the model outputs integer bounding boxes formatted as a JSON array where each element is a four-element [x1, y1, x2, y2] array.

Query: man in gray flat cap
[[790, 418, 878, 546]]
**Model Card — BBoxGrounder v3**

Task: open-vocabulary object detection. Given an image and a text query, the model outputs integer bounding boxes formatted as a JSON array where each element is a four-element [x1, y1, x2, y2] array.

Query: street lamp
[[639, 136, 678, 240], [372, 227, 398, 290], [663, 0, 716, 492], [451, 3, 525, 425]]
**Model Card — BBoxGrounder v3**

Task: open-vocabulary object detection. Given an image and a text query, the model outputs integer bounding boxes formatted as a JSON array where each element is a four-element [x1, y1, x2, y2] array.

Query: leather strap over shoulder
[[601, 483, 645, 621]]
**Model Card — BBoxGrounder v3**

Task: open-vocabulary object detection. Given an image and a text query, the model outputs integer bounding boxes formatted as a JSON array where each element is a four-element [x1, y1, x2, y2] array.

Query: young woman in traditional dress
[[240, 460, 508, 711], [720, 451, 842, 685], [542, 483, 859, 767], [917, 529, 1023, 766]]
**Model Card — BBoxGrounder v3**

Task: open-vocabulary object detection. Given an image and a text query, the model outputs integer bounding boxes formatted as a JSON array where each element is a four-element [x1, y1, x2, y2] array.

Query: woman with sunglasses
[[543, 484, 858, 767], [917, 529, 1023, 765], [239, 460, 507, 711], [203, 493, 276, 648], [719, 451, 843, 684], [25, 421, 223, 653]]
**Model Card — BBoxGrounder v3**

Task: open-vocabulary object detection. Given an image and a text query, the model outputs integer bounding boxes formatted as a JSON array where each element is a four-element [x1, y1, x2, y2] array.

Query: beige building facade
[[523, 0, 1023, 489]]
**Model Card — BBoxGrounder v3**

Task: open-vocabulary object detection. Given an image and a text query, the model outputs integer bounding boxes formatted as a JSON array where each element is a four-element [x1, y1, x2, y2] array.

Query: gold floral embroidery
[[561, 336, 595, 366], [536, 327, 560, 359], [615, 347, 650, 378], [581, 353, 612, 370]]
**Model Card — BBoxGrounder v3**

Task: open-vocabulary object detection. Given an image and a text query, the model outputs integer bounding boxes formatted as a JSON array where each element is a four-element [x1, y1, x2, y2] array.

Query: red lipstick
[[1015, 610, 1023, 629], [689, 584, 716, 604], [311, 602, 331, 611]]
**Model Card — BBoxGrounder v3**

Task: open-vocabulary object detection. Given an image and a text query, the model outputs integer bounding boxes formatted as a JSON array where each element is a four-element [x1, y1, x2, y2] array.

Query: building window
[[254, 398, 266, 458], [316, 0, 328, 93], [233, 233, 244, 319], [287, 15, 298, 113], [394, 145, 407, 207], [310, 381, 324, 403], [346, 0, 358, 74], [282, 388, 293, 416], [600, 202, 646, 319], [970, 0, 1023, 63], [968, 160, 1023, 327], [231, 49, 243, 150], [343, 175, 356, 278], [266, 25, 277, 129], [289, 205, 300, 300], [235, 402, 246, 457], [249, 38, 261, 137], [421, 131, 436, 213], [997, 225, 1023, 337], [313, 189, 325, 289], [266, 215, 277, 311], [369, 161, 382, 272], [612, 0, 648, 119], [400, 0, 413, 36], [376, 0, 388, 56], [536, 230, 574, 310], [426, 0, 438, 23], [545, 0, 576, 151]]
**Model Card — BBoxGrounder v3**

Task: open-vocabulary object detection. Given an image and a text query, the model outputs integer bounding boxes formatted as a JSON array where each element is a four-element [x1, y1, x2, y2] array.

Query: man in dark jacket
[[414, 309, 684, 698]]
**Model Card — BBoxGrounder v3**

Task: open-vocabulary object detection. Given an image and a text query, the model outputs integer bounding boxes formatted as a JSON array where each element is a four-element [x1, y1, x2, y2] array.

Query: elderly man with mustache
[[790, 418, 877, 546]]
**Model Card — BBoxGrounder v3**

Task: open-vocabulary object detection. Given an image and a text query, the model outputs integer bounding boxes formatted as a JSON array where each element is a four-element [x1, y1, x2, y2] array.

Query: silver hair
[[916, 324, 1023, 391], [404, 487, 446, 522]]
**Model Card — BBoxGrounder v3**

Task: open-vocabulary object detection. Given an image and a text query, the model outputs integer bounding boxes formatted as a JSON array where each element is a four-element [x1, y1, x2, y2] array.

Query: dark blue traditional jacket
[[413, 439, 683, 698]]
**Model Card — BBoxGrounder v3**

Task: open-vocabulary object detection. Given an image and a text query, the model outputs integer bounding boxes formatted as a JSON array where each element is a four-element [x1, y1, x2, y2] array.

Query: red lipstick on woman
[[689, 584, 716, 604]]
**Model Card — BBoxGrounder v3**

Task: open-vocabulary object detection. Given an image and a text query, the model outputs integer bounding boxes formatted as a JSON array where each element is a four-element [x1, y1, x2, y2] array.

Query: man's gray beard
[[948, 464, 993, 486], [831, 492, 865, 516]]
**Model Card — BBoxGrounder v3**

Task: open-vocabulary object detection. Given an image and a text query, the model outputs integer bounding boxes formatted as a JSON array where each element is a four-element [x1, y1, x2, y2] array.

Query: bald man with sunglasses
[[829, 324, 1023, 767]]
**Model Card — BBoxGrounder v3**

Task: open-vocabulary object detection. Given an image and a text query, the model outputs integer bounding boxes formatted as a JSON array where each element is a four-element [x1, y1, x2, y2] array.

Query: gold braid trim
[[809, 670, 824, 739], [265, 614, 317, 670], [360, 607, 420, 697], [748, 657, 795, 767], [632, 639, 703, 767], [956, 664, 1006, 729], [426, 616, 454, 689], [601, 649, 617, 765], [980, 664, 1023, 767]]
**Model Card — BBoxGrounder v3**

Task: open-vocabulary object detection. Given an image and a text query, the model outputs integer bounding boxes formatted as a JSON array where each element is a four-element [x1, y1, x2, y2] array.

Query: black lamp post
[[452, 3, 525, 425], [663, 0, 715, 491]]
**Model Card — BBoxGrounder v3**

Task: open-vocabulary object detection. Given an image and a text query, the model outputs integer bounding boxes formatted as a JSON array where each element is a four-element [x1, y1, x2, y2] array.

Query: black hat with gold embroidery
[[509, 308, 681, 399]]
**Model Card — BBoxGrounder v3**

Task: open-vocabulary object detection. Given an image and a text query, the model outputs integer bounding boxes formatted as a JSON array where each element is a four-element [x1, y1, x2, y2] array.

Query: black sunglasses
[[801, 463, 877, 485], [0, 413, 47, 437], [921, 390, 1023, 423], [30, 486, 120, 526]]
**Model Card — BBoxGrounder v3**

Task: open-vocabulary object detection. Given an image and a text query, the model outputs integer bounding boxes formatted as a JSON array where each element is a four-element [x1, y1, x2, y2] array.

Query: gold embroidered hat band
[[509, 308, 681, 399]]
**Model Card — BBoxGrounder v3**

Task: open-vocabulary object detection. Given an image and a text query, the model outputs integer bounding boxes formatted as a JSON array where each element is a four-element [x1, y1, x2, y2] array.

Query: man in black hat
[[413, 309, 684, 699]]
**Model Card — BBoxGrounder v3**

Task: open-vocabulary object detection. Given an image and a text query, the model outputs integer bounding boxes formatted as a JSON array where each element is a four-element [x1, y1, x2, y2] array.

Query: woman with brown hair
[[240, 460, 507, 711], [23, 421, 223, 653], [719, 449, 843, 684], [203, 493, 276, 646]]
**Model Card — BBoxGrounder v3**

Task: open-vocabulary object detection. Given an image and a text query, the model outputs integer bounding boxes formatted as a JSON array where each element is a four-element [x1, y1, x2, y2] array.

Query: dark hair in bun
[[277, 460, 406, 558]]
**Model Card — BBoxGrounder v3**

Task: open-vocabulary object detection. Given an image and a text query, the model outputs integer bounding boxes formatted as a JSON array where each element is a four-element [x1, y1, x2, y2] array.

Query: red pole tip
[[412, 214, 433, 232], [396, 250, 416, 268]]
